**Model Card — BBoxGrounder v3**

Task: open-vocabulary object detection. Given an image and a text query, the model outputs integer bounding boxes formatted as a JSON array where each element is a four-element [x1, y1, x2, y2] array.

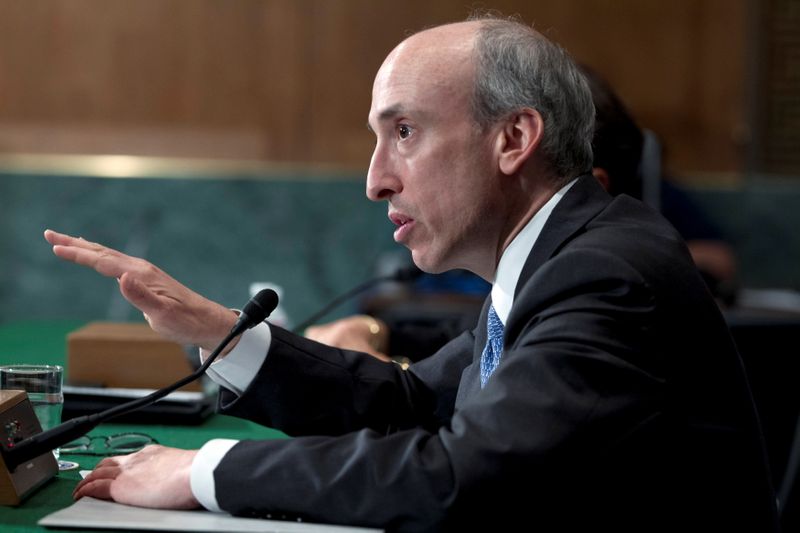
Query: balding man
[[51, 16, 777, 532]]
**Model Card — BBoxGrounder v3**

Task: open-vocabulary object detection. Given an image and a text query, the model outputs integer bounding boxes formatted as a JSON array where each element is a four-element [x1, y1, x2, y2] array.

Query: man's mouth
[[389, 211, 415, 243], [389, 211, 410, 226]]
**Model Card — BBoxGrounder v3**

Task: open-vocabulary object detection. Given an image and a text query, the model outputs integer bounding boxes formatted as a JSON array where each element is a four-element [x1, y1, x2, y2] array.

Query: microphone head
[[240, 288, 280, 329]]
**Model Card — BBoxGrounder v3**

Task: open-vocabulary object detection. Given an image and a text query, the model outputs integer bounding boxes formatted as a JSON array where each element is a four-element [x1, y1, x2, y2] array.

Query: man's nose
[[366, 143, 402, 201]]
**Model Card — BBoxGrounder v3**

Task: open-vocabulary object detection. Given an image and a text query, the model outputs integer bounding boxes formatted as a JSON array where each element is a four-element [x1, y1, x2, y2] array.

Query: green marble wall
[[687, 177, 800, 290], [1, 170, 798, 327], [0, 172, 398, 327]]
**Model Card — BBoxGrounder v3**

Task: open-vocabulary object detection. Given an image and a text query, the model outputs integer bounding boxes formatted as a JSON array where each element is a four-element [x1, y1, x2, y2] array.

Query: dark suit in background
[[213, 176, 778, 532]]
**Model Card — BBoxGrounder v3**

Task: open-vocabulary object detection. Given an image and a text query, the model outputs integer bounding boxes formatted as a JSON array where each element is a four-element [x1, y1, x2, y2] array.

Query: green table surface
[[0, 320, 288, 532]]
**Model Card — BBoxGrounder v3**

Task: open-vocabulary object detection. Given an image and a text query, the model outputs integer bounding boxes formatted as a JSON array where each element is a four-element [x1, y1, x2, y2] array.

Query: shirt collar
[[491, 178, 577, 324]]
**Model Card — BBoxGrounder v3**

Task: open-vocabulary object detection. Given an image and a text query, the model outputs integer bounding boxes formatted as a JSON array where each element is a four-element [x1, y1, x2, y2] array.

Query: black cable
[[292, 265, 421, 334]]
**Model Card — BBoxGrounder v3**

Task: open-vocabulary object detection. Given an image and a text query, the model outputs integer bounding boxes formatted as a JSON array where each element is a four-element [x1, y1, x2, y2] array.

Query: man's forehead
[[368, 75, 465, 129], [368, 29, 476, 125]]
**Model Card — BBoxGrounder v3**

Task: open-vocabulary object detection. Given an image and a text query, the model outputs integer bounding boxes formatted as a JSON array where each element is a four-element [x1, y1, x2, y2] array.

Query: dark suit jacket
[[213, 176, 779, 532]]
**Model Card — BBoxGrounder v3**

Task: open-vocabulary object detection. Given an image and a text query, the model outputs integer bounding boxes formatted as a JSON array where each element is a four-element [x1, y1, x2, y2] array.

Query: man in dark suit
[[49, 15, 777, 532]]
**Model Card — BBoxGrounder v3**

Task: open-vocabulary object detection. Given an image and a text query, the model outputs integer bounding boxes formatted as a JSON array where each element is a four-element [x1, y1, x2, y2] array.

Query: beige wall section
[[0, 0, 748, 176]]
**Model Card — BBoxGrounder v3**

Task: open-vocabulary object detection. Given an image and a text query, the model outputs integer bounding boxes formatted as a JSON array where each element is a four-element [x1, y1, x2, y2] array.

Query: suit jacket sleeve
[[214, 326, 475, 530]]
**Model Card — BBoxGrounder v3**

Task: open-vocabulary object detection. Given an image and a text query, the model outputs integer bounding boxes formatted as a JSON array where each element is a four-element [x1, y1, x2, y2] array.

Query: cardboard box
[[66, 322, 201, 392]]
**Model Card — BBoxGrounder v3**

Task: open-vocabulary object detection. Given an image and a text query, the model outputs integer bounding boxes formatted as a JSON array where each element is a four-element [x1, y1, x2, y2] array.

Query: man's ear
[[592, 167, 611, 191], [496, 108, 544, 175]]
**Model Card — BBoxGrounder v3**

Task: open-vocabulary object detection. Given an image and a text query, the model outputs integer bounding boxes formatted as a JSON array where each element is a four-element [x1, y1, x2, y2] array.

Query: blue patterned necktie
[[480, 305, 504, 388]]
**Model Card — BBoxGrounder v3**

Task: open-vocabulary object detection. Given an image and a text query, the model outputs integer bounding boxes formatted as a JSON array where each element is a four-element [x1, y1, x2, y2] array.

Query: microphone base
[[0, 391, 58, 505]]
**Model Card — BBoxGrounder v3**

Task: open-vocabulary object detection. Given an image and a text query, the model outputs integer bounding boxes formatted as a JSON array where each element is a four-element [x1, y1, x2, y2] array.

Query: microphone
[[291, 265, 422, 334], [1, 288, 279, 472]]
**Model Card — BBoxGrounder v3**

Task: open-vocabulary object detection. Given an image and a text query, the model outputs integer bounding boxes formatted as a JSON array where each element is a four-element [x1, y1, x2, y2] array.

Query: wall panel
[[0, 0, 750, 177]]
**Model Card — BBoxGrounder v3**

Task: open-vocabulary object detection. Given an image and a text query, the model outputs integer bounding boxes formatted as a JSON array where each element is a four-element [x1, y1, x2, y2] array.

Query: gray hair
[[470, 17, 595, 182]]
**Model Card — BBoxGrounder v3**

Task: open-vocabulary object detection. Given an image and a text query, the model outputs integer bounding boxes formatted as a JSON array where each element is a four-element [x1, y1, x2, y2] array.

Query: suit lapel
[[456, 175, 611, 405], [514, 174, 611, 299]]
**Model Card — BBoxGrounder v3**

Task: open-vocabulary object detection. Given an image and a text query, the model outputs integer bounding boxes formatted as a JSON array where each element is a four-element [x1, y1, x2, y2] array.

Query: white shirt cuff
[[201, 320, 272, 397], [190, 438, 239, 512]]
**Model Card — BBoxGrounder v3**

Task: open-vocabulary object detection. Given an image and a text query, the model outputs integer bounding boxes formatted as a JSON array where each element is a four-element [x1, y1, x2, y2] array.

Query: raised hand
[[44, 229, 238, 351]]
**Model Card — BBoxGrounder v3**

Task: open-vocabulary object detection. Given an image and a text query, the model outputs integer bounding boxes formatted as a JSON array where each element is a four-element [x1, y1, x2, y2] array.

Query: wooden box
[[66, 322, 201, 392]]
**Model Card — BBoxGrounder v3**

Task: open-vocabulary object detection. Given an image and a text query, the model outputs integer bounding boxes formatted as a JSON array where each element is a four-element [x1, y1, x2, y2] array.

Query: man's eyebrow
[[366, 104, 405, 132]]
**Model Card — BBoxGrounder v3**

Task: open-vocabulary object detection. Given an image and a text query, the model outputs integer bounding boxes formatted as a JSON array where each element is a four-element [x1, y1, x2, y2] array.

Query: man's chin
[[410, 250, 447, 275]]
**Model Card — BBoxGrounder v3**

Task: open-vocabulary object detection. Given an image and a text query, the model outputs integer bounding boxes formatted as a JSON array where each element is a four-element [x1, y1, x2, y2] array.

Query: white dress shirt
[[191, 179, 577, 512]]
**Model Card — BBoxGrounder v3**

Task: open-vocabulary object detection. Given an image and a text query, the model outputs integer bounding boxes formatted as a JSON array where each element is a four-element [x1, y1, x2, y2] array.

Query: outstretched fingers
[[45, 229, 136, 279], [43, 229, 79, 247], [44, 229, 103, 253], [43, 228, 233, 349]]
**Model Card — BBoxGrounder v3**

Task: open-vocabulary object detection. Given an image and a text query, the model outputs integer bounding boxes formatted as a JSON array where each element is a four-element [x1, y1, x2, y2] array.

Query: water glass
[[0, 364, 64, 460]]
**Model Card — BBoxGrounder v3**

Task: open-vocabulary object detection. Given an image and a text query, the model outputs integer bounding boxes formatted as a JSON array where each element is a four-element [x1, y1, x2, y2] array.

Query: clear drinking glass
[[0, 364, 64, 461]]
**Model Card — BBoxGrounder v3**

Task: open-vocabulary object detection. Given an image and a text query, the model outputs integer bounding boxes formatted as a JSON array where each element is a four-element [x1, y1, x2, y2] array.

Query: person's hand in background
[[305, 315, 391, 362]]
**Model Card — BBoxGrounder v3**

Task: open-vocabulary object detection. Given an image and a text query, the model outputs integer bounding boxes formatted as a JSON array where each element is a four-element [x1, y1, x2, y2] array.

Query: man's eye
[[398, 124, 413, 139]]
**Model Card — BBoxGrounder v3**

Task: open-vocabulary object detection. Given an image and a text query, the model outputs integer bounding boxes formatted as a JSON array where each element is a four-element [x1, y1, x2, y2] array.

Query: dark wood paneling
[[0, 0, 750, 176]]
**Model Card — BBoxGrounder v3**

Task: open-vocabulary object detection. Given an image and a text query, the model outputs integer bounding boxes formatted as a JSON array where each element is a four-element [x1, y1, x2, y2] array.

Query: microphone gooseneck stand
[[1, 288, 279, 472], [291, 265, 421, 334]]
